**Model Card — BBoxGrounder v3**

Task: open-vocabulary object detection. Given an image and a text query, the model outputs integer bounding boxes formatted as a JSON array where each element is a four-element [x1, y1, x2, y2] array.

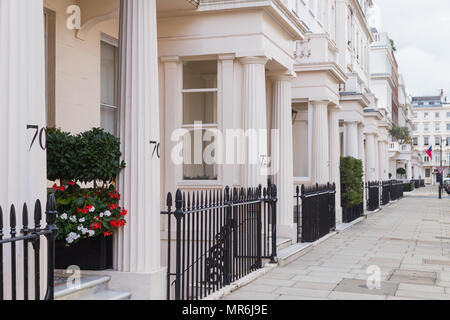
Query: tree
[[397, 168, 406, 179], [390, 126, 412, 145], [390, 39, 397, 52]]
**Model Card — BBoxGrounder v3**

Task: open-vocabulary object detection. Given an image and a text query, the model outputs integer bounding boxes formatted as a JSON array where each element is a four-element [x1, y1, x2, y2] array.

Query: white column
[[344, 122, 359, 159], [329, 108, 342, 223], [365, 133, 378, 181], [358, 126, 366, 209], [311, 101, 330, 184], [407, 161, 412, 180], [271, 75, 296, 240], [0, 0, 47, 300], [116, 0, 162, 280], [378, 141, 388, 180], [241, 57, 268, 187]]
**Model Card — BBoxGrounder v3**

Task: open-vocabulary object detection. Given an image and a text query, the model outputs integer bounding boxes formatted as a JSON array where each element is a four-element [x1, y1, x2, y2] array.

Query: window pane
[[101, 41, 117, 106], [183, 92, 217, 124], [183, 61, 218, 90], [183, 130, 217, 181], [101, 106, 116, 136]]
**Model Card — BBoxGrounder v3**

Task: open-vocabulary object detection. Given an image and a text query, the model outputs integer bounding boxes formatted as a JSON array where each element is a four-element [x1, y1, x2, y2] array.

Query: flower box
[[55, 235, 113, 271]]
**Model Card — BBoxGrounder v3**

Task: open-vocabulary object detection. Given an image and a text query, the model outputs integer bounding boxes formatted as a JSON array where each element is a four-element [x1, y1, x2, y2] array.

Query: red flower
[[68, 181, 76, 186], [120, 209, 128, 217], [52, 184, 65, 192], [104, 232, 113, 237], [108, 204, 119, 211]]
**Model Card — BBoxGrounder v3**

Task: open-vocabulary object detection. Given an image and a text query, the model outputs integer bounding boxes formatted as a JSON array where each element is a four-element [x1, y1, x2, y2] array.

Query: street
[[224, 186, 450, 300]]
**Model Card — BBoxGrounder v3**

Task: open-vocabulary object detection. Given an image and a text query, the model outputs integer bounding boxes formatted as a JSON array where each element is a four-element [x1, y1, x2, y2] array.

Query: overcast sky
[[369, 0, 450, 98]]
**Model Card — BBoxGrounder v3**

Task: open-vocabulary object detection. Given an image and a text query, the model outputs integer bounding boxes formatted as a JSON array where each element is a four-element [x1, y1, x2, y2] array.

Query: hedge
[[47, 127, 126, 184], [340, 156, 364, 208]]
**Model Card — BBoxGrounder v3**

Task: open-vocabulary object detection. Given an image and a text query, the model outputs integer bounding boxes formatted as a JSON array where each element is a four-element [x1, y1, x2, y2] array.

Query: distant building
[[411, 91, 450, 184]]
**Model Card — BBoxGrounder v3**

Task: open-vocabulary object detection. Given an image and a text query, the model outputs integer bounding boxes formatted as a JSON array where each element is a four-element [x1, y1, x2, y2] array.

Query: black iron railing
[[163, 184, 277, 301], [411, 179, 425, 189], [294, 183, 336, 243], [0, 194, 58, 300], [381, 181, 391, 205], [366, 181, 380, 212]]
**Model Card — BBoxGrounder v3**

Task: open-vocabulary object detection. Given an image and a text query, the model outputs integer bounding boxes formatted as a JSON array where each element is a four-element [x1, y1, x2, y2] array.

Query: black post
[[256, 185, 262, 269], [174, 190, 183, 301], [440, 139, 443, 199], [224, 186, 232, 285], [270, 185, 277, 264], [44, 194, 58, 301], [166, 193, 173, 301]]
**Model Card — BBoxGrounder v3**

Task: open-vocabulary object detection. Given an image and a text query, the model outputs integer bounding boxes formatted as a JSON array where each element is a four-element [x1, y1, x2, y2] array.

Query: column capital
[[160, 56, 180, 63], [239, 56, 268, 65], [310, 100, 330, 108], [218, 53, 236, 61], [269, 73, 296, 82]]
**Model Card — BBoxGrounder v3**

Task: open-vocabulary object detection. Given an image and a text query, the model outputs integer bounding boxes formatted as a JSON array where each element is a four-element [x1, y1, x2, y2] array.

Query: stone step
[[276, 242, 313, 266], [55, 274, 132, 301], [276, 238, 293, 251]]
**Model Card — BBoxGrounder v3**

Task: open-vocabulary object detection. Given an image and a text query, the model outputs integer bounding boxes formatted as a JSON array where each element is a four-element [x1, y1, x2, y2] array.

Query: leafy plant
[[47, 128, 125, 185], [397, 168, 406, 178], [52, 182, 127, 245], [340, 157, 364, 208], [390, 126, 412, 145]]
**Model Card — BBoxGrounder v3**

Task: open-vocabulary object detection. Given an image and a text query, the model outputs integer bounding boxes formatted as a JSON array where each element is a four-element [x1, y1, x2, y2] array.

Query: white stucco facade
[[0, 0, 424, 300]]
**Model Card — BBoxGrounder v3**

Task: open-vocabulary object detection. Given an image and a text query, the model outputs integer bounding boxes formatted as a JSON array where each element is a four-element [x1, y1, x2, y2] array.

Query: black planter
[[55, 236, 113, 271]]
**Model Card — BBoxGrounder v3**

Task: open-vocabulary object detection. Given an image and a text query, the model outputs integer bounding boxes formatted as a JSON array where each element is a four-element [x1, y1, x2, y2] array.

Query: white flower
[[104, 210, 112, 217], [69, 216, 77, 223], [66, 232, 80, 244], [89, 206, 96, 213], [99, 212, 104, 218], [79, 218, 85, 223], [88, 230, 95, 237], [60, 213, 68, 220]]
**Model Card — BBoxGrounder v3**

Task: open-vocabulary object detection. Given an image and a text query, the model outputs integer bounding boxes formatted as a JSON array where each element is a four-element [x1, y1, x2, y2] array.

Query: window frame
[[100, 34, 119, 137], [181, 60, 219, 183], [44, 8, 56, 128]]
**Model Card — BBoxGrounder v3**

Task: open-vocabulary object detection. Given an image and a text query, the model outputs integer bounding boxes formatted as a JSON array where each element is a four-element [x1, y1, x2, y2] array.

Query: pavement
[[223, 186, 450, 300]]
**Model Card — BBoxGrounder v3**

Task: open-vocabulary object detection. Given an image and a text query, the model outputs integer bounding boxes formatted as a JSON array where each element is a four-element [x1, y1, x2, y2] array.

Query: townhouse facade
[[411, 92, 449, 185], [0, 0, 423, 300]]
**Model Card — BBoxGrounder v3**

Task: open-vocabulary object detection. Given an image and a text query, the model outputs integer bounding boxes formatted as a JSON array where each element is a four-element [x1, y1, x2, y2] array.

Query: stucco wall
[[44, 0, 119, 133]]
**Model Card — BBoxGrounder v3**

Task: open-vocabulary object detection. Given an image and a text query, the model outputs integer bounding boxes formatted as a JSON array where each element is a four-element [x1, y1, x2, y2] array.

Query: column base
[[85, 267, 167, 300], [335, 206, 343, 226], [277, 224, 298, 242]]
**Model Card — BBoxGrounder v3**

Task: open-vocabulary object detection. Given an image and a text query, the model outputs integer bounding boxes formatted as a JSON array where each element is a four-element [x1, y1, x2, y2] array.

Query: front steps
[[55, 272, 132, 300]]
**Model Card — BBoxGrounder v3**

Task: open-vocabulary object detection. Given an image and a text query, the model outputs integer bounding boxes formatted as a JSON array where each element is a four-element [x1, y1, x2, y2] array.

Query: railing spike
[[166, 192, 173, 208], [10, 205, 16, 229], [22, 203, 29, 229]]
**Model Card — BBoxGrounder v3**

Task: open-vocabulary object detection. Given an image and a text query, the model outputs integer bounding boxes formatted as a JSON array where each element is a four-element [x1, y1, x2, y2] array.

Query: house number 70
[[150, 140, 161, 159], [27, 125, 46, 151]]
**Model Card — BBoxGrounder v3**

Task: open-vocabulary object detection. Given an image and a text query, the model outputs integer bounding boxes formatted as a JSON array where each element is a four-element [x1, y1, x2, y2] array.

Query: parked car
[[443, 179, 450, 194]]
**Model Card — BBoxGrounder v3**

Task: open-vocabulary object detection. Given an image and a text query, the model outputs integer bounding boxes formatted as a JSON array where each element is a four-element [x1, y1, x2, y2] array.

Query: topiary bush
[[340, 156, 364, 209], [403, 183, 414, 192], [47, 127, 125, 185]]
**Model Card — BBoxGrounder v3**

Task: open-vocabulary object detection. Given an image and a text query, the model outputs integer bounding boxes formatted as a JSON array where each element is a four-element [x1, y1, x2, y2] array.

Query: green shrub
[[340, 157, 364, 208], [403, 183, 414, 192], [47, 127, 126, 184], [47, 128, 79, 182]]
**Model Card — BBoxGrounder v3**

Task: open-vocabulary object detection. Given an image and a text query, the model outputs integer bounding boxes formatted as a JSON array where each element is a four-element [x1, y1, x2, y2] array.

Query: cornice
[[294, 62, 348, 84]]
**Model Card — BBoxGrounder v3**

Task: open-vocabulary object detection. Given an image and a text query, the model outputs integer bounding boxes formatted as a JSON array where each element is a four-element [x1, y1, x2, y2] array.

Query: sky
[[369, 0, 450, 98]]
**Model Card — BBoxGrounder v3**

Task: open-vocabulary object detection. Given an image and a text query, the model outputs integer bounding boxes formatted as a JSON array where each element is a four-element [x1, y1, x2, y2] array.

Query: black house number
[[150, 140, 161, 159], [27, 125, 46, 151]]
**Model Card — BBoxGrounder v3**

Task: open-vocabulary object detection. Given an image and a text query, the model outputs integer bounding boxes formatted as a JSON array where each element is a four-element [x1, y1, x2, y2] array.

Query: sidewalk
[[223, 186, 450, 300]]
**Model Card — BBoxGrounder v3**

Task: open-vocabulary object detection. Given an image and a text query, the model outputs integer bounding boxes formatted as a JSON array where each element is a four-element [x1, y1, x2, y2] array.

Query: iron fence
[[163, 184, 277, 301], [412, 179, 425, 189], [389, 180, 404, 201], [366, 181, 380, 212], [381, 181, 391, 205], [294, 183, 336, 243], [0, 194, 58, 300]]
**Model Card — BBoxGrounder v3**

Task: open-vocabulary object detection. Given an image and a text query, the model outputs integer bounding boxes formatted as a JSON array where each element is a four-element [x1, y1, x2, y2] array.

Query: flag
[[426, 146, 433, 160]]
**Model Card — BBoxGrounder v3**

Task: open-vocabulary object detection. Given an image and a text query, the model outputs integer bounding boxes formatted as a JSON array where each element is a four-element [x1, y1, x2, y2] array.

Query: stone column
[[241, 57, 268, 187], [358, 125, 366, 209], [0, 0, 47, 300], [271, 74, 296, 240], [365, 133, 378, 181], [344, 122, 359, 159], [378, 141, 388, 180], [116, 0, 164, 296], [407, 161, 412, 180], [329, 107, 342, 223], [311, 101, 330, 184]]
